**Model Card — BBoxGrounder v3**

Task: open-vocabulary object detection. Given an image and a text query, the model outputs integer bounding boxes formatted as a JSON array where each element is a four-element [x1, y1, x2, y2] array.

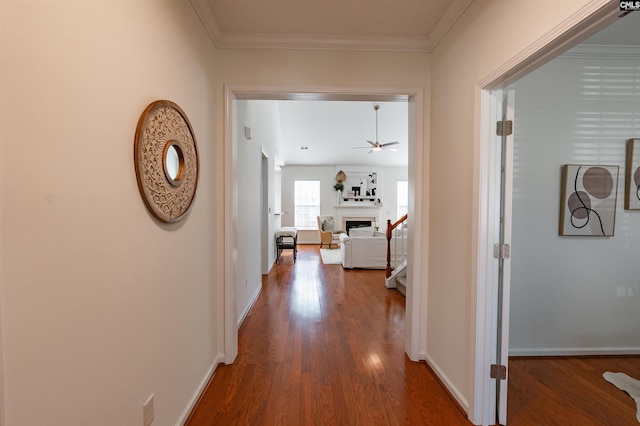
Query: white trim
[[174, 355, 223, 426], [470, 89, 502, 426], [218, 33, 429, 52], [510, 347, 640, 357], [223, 84, 425, 367], [405, 93, 426, 362], [224, 86, 239, 364], [427, 0, 474, 52], [237, 283, 262, 329], [561, 44, 640, 59], [425, 355, 470, 413], [189, 0, 222, 47], [497, 90, 516, 425]]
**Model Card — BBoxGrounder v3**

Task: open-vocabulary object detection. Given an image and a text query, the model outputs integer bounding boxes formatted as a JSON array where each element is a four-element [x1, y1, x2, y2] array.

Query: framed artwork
[[625, 138, 640, 210], [559, 164, 619, 236], [342, 171, 377, 202]]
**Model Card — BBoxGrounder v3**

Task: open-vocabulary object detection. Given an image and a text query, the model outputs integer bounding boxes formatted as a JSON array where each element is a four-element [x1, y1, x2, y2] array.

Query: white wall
[[509, 51, 640, 355], [0, 1, 220, 425], [381, 167, 409, 225], [281, 165, 407, 243], [281, 166, 337, 243], [235, 100, 282, 325], [429, 0, 595, 414]]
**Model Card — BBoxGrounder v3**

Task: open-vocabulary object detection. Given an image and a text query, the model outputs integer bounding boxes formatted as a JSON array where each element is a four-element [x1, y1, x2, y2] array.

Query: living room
[[234, 99, 408, 324]]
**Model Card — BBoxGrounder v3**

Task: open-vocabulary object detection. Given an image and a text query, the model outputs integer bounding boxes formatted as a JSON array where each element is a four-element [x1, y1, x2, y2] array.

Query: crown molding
[[428, 0, 474, 51], [560, 44, 640, 59], [190, 0, 472, 53], [190, 0, 222, 47], [217, 33, 430, 52]]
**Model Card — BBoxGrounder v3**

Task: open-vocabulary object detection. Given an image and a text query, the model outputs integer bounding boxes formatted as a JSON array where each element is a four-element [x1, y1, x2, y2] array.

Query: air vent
[[299, 146, 310, 151]]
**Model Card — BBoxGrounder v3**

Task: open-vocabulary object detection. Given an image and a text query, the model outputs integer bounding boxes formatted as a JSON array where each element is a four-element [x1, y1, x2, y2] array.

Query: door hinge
[[497, 120, 513, 136], [493, 243, 510, 259], [490, 364, 507, 380]]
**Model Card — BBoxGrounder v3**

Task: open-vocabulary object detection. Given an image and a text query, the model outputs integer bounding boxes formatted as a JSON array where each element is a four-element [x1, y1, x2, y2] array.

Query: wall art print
[[559, 164, 619, 237], [625, 138, 640, 210]]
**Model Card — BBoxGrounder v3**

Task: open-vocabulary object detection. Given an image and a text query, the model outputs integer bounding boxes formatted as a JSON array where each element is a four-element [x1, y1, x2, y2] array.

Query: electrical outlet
[[143, 394, 154, 426]]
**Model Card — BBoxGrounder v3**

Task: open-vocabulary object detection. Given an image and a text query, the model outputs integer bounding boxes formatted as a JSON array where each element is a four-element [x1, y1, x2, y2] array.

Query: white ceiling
[[276, 100, 408, 167]]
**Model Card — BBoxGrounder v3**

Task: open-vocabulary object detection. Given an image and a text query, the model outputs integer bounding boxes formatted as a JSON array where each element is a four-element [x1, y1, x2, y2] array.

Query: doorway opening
[[475, 4, 636, 425], [223, 86, 425, 365]]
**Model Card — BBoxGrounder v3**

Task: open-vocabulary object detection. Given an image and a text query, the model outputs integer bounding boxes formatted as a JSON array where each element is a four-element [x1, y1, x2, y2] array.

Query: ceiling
[[190, 0, 473, 52], [275, 100, 409, 167], [191, 2, 640, 169]]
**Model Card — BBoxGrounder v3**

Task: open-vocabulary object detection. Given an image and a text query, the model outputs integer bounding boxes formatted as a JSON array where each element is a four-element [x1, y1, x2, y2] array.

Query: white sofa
[[339, 226, 407, 269]]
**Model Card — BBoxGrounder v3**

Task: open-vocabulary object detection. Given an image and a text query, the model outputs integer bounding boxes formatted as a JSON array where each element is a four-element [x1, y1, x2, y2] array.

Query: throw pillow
[[322, 218, 336, 232]]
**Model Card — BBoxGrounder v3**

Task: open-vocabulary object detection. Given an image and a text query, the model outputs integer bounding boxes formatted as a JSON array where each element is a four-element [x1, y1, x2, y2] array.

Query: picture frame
[[559, 164, 619, 236], [624, 138, 640, 210]]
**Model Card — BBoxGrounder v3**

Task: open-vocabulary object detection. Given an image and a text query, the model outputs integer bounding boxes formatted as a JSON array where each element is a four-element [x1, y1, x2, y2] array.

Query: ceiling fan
[[353, 104, 400, 153]]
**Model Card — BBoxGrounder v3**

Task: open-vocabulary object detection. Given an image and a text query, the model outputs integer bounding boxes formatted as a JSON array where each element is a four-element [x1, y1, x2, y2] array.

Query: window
[[397, 180, 408, 219], [294, 180, 320, 229]]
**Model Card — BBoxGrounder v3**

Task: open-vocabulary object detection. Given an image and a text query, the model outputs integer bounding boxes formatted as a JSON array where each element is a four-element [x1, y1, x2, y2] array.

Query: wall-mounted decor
[[134, 100, 199, 223], [625, 138, 640, 210], [343, 171, 377, 202], [559, 164, 618, 236]]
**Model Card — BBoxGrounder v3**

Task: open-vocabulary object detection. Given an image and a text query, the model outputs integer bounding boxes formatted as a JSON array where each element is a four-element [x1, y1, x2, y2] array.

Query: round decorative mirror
[[134, 100, 199, 223]]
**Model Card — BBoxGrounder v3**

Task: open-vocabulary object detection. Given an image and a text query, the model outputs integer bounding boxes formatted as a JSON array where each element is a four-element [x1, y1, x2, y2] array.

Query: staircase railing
[[386, 214, 408, 278]]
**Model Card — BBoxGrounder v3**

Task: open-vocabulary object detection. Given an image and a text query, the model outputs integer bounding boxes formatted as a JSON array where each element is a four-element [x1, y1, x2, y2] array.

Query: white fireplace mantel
[[335, 204, 382, 231]]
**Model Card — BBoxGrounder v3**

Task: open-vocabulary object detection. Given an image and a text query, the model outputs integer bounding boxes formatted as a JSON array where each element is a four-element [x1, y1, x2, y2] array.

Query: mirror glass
[[163, 142, 184, 186], [166, 145, 180, 180]]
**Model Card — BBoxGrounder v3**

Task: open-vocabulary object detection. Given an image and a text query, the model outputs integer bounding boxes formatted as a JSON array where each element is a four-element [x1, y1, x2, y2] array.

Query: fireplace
[[337, 209, 379, 235], [345, 220, 372, 235]]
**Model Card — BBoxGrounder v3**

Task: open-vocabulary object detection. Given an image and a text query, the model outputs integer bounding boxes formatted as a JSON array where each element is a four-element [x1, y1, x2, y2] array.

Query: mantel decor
[[134, 100, 199, 223]]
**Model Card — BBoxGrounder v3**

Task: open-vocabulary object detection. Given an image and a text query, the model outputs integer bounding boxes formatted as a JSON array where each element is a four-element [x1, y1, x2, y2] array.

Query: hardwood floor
[[508, 356, 640, 425], [185, 244, 640, 425], [186, 245, 470, 425]]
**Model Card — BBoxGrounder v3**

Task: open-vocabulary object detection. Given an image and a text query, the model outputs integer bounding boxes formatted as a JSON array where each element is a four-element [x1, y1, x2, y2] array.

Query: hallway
[[186, 245, 470, 424]]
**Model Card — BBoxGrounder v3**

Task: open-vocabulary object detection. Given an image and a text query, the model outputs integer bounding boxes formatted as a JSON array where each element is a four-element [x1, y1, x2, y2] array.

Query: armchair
[[317, 215, 344, 249]]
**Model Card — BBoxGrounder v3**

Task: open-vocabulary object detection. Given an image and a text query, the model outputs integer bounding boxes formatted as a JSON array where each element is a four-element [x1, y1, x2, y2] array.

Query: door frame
[[471, 2, 622, 424], [223, 85, 425, 364], [260, 149, 270, 275]]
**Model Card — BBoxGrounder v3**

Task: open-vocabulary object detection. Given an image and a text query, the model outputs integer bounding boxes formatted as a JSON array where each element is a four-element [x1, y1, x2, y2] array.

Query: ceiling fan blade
[[383, 147, 398, 151], [366, 140, 377, 147], [381, 141, 400, 147], [352, 146, 371, 149]]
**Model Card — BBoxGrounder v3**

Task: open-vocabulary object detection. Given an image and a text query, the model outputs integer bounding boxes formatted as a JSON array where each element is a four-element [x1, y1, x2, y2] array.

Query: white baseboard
[[509, 347, 640, 357], [175, 354, 223, 426], [237, 282, 262, 329], [423, 353, 470, 414]]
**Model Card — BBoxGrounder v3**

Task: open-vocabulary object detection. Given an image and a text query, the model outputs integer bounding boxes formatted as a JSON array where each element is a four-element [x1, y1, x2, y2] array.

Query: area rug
[[320, 248, 342, 265], [603, 372, 640, 423]]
